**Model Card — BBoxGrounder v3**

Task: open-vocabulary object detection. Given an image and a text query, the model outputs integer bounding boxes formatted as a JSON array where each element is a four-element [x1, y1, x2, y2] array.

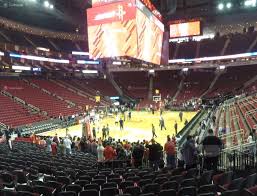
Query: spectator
[[182, 135, 198, 170], [79, 137, 86, 152], [91, 139, 97, 156], [146, 139, 163, 171], [164, 136, 176, 168], [51, 140, 57, 156], [104, 143, 116, 161], [4, 127, 12, 150], [202, 129, 222, 171], [247, 132, 255, 155], [46, 137, 52, 152], [59, 139, 66, 155], [116, 143, 126, 160], [132, 143, 144, 168], [97, 142, 105, 162], [177, 147, 184, 168], [63, 136, 72, 155], [92, 127, 96, 139], [75, 137, 80, 151], [53, 133, 59, 145]]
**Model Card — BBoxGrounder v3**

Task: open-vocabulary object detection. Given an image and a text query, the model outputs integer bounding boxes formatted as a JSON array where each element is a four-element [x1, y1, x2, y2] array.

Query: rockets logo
[[94, 5, 126, 21]]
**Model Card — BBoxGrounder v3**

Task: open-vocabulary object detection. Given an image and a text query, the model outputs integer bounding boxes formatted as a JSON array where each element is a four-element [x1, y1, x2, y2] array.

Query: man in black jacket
[[146, 139, 163, 170], [132, 143, 144, 168], [202, 129, 222, 171], [4, 126, 11, 150]]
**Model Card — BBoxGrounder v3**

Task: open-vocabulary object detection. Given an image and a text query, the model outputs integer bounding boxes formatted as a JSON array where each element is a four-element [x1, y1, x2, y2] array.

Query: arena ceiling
[[0, 0, 255, 32]]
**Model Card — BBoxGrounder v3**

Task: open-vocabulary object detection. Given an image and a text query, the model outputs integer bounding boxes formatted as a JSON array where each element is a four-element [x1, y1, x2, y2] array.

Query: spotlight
[[44, 1, 50, 8], [50, 4, 54, 9], [218, 3, 224, 10], [226, 2, 232, 8]]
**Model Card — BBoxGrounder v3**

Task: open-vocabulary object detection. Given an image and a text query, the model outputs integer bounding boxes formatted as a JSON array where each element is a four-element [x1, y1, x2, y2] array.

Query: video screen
[[170, 21, 201, 38], [136, 10, 163, 64], [87, 0, 166, 65], [87, 1, 137, 59]]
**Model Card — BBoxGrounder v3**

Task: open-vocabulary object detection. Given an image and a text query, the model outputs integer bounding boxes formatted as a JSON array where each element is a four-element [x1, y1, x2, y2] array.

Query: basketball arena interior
[[0, 0, 257, 195]]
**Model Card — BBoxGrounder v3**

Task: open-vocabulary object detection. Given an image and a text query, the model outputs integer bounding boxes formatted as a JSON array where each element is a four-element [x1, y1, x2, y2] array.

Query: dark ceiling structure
[[0, 0, 256, 33]]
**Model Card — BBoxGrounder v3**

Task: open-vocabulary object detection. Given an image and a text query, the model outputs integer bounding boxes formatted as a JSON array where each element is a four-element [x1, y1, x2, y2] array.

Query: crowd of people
[[6, 127, 222, 173]]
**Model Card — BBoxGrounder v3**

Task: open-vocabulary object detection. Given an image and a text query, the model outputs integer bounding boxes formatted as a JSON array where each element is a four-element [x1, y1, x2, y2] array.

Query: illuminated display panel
[[87, 1, 137, 59], [136, 9, 163, 64], [170, 21, 201, 38], [87, 0, 165, 65]]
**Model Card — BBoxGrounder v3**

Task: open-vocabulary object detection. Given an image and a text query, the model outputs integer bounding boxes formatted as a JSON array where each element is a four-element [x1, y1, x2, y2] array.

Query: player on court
[[152, 124, 157, 138], [115, 115, 119, 126]]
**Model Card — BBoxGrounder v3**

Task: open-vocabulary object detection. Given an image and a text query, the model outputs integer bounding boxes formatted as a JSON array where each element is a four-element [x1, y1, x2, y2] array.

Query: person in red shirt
[[51, 141, 57, 156], [104, 144, 116, 161], [164, 135, 176, 168]]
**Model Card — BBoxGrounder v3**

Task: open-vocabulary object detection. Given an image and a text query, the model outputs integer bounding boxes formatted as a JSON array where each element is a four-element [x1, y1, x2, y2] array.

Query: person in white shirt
[[63, 136, 72, 155], [115, 115, 119, 126], [97, 142, 104, 162]]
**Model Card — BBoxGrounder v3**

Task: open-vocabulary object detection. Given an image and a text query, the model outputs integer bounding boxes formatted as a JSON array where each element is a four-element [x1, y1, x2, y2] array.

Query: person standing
[[115, 115, 119, 126], [46, 137, 52, 152], [119, 118, 124, 131], [63, 136, 72, 155], [128, 111, 131, 120], [184, 119, 188, 126], [164, 136, 176, 168], [174, 121, 178, 135], [4, 127, 11, 150], [146, 139, 163, 171], [152, 124, 157, 138], [159, 115, 166, 131], [182, 135, 198, 170], [51, 140, 57, 156], [132, 143, 144, 168], [53, 133, 59, 145], [92, 127, 96, 139], [179, 111, 183, 122], [104, 143, 116, 161], [202, 129, 222, 171], [97, 142, 105, 162], [106, 124, 110, 137], [102, 126, 106, 140]]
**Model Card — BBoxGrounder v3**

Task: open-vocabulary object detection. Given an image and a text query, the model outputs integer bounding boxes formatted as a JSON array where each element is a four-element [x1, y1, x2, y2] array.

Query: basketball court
[[39, 110, 196, 146]]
